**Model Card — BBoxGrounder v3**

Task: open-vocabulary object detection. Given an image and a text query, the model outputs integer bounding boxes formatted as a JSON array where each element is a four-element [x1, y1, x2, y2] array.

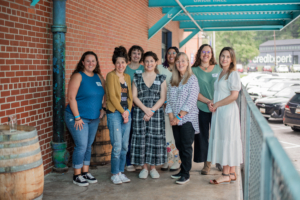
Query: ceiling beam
[[180, 20, 286, 29], [149, 0, 300, 7], [184, 27, 282, 32], [162, 4, 300, 14], [148, 6, 182, 39], [173, 13, 292, 21], [179, 29, 199, 48]]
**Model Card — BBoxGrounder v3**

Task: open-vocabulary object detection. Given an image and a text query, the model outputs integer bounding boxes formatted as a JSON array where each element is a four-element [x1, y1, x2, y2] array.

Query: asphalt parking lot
[[268, 119, 300, 173]]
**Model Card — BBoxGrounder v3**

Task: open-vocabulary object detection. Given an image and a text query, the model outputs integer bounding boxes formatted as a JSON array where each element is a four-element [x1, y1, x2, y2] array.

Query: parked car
[[246, 76, 286, 91], [275, 65, 289, 72], [247, 65, 258, 72], [255, 86, 300, 120], [283, 91, 300, 131], [248, 80, 282, 102], [262, 65, 272, 72], [237, 64, 243, 73], [241, 73, 270, 87], [261, 81, 300, 98], [292, 64, 300, 72]]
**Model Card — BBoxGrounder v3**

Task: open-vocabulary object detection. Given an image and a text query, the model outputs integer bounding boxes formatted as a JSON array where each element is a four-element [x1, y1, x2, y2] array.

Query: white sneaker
[[161, 162, 169, 171], [150, 169, 160, 179], [139, 169, 149, 179], [126, 165, 136, 172], [135, 165, 142, 170], [119, 173, 130, 183], [170, 162, 180, 171], [111, 174, 122, 184]]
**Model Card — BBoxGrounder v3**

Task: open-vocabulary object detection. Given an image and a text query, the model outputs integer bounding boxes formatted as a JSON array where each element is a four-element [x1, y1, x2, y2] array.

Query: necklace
[[201, 65, 209, 71]]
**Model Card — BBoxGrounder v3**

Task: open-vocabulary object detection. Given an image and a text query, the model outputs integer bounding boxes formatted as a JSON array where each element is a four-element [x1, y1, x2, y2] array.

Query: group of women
[[64, 44, 242, 186]]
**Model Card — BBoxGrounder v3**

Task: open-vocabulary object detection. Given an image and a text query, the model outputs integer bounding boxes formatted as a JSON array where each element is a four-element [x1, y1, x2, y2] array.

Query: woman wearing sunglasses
[[157, 46, 181, 172], [191, 44, 222, 175]]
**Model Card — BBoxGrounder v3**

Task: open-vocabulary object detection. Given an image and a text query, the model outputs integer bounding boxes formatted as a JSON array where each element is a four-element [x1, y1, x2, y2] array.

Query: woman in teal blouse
[[191, 44, 222, 175]]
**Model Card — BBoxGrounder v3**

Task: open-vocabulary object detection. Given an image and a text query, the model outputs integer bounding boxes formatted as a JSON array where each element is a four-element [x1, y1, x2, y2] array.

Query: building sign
[[253, 54, 292, 64]]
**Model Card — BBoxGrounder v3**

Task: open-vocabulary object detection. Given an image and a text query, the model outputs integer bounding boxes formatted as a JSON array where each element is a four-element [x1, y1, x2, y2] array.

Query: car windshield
[[262, 81, 276, 88], [274, 88, 296, 98], [290, 93, 300, 103], [268, 82, 286, 92]]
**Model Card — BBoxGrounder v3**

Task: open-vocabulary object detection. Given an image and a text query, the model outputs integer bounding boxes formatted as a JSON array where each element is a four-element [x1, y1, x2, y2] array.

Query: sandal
[[230, 172, 237, 182], [209, 173, 231, 185]]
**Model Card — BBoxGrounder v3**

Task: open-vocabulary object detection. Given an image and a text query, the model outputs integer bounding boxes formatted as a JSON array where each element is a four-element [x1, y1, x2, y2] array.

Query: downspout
[[51, 0, 69, 172]]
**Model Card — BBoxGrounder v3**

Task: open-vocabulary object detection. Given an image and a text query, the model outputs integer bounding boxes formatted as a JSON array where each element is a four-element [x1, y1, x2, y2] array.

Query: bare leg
[[74, 168, 81, 175], [209, 165, 231, 184], [143, 163, 148, 170], [229, 166, 236, 180], [82, 165, 89, 173], [150, 165, 156, 170]]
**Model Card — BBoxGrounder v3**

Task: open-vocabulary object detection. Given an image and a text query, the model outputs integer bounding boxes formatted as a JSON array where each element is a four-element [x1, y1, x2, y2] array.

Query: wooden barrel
[[0, 125, 44, 200], [91, 115, 112, 166]]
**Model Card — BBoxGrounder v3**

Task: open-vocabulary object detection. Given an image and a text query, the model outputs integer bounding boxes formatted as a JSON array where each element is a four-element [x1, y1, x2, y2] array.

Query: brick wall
[[0, 0, 183, 175]]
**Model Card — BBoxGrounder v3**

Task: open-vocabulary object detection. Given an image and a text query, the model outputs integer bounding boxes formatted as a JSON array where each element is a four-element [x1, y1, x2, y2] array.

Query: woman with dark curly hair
[[105, 46, 133, 185], [65, 51, 106, 187], [192, 44, 222, 175]]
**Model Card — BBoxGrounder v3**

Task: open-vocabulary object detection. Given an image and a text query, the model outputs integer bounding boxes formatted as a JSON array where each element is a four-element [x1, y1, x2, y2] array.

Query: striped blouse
[[165, 74, 200, 134]]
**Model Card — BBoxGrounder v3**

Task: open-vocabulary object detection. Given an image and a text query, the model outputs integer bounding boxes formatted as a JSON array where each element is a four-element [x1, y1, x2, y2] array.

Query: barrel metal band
[[0, 147, 41, 160], [0, 130, 37, 142], [0, 159, 43, 173], [0, 137, 39, 149]]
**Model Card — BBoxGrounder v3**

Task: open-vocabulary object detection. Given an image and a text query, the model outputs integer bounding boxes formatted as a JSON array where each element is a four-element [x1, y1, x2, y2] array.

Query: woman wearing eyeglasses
[[191, 44, 222, 175], [157, 46, 181, 172]]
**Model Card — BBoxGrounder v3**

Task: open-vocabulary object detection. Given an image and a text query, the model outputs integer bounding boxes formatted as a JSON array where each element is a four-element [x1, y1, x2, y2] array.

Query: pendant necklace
[[201, 65, 209, 71]]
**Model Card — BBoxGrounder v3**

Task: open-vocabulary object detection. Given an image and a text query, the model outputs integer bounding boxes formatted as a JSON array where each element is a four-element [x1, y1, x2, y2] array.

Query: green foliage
[[206, 17, 300, 66], [209, 31, 260, 64]]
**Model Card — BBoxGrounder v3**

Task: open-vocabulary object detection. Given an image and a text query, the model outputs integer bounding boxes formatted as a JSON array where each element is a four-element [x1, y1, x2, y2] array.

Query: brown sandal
[[209, 173, 231, 185], [230, 172, 237, 182]]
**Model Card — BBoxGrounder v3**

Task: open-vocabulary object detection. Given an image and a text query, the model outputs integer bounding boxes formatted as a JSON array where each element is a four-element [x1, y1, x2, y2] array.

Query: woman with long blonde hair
[[207, 47, 242, 184], [166, 52, 199, 184]]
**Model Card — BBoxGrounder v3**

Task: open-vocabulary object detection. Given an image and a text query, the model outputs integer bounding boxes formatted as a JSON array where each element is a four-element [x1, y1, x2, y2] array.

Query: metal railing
[[238, 85, 300, 200]]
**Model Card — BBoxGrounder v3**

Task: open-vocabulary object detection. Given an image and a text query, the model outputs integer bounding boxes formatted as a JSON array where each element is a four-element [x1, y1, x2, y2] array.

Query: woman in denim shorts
[[65, 51, 106, 187]]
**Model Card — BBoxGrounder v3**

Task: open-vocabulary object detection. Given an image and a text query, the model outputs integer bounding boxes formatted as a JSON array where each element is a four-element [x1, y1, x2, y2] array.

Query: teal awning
[[148, 0, 300, 47]]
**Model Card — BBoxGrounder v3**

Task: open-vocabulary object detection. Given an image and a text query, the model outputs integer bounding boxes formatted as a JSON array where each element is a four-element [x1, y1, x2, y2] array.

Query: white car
[[261, 81, 300, 98], [247, 80, 283, 101], [276, 65, 289, 72], [246, 76, 284, 91], [242, 74, 273, 87], [292, 64, 300, 72]]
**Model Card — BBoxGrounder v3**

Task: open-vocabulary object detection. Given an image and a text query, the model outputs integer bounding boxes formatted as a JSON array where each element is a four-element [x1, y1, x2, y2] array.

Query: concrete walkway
[[43, 162, 242, 200]]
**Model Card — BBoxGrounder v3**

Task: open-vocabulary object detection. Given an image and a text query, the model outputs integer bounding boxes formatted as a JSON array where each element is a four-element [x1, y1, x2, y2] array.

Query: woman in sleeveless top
[[65, 51, 106, 187], [131, 51, 167, 179], [157, 46, 181, 171]]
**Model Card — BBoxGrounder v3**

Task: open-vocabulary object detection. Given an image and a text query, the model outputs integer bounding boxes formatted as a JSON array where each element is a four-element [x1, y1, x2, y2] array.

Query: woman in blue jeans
[[105, 46, 133, 184], [65, 51, 106, 187]]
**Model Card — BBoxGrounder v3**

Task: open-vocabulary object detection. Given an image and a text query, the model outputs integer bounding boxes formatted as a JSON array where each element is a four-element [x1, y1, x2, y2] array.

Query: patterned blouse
[[165, 74, 200, 134]]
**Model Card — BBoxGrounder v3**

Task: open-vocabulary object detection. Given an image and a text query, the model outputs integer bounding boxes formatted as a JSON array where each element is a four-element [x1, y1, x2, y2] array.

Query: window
[[161, 28, 172, 63], [293, 55, 298, 64]]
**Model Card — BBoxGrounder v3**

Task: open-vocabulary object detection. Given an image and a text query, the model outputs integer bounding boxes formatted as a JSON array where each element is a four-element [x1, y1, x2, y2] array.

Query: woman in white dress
[[207, 47, 242, 184], [157, 46, 181, 171]]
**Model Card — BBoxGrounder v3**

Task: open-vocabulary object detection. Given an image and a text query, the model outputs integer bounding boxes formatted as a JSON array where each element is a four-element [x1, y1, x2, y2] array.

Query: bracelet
[[75, 118, 81, 121], [102, 107, 107, 112], [126, 109, 130, 114], [75, 115, 80, 119], [176, 115, 182, 120], [164, 101, 167, 104], [178, 113, 183, 118], [151, 110, 155, 113]]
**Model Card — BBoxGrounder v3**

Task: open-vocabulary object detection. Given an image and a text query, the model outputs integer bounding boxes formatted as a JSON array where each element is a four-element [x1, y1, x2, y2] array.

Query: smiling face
[[115, 57, 127, 74], [220, 50, 232, 69], [144, 56, 157, 72], [131, 49, 142, 63], [82, 54, 97, 74], [200, 46, 212, 64], [167, 49, 177, 64], [175, 55, 188, 75]]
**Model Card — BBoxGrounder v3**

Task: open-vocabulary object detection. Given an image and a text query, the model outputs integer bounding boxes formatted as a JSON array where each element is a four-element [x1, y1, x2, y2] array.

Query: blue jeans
[[107, 111, 131, 174], [64, 111, 100, 169]]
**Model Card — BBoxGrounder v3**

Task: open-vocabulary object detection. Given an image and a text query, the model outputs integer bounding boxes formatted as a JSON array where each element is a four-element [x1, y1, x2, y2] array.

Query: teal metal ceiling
[[148, 0, 300, 47]]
